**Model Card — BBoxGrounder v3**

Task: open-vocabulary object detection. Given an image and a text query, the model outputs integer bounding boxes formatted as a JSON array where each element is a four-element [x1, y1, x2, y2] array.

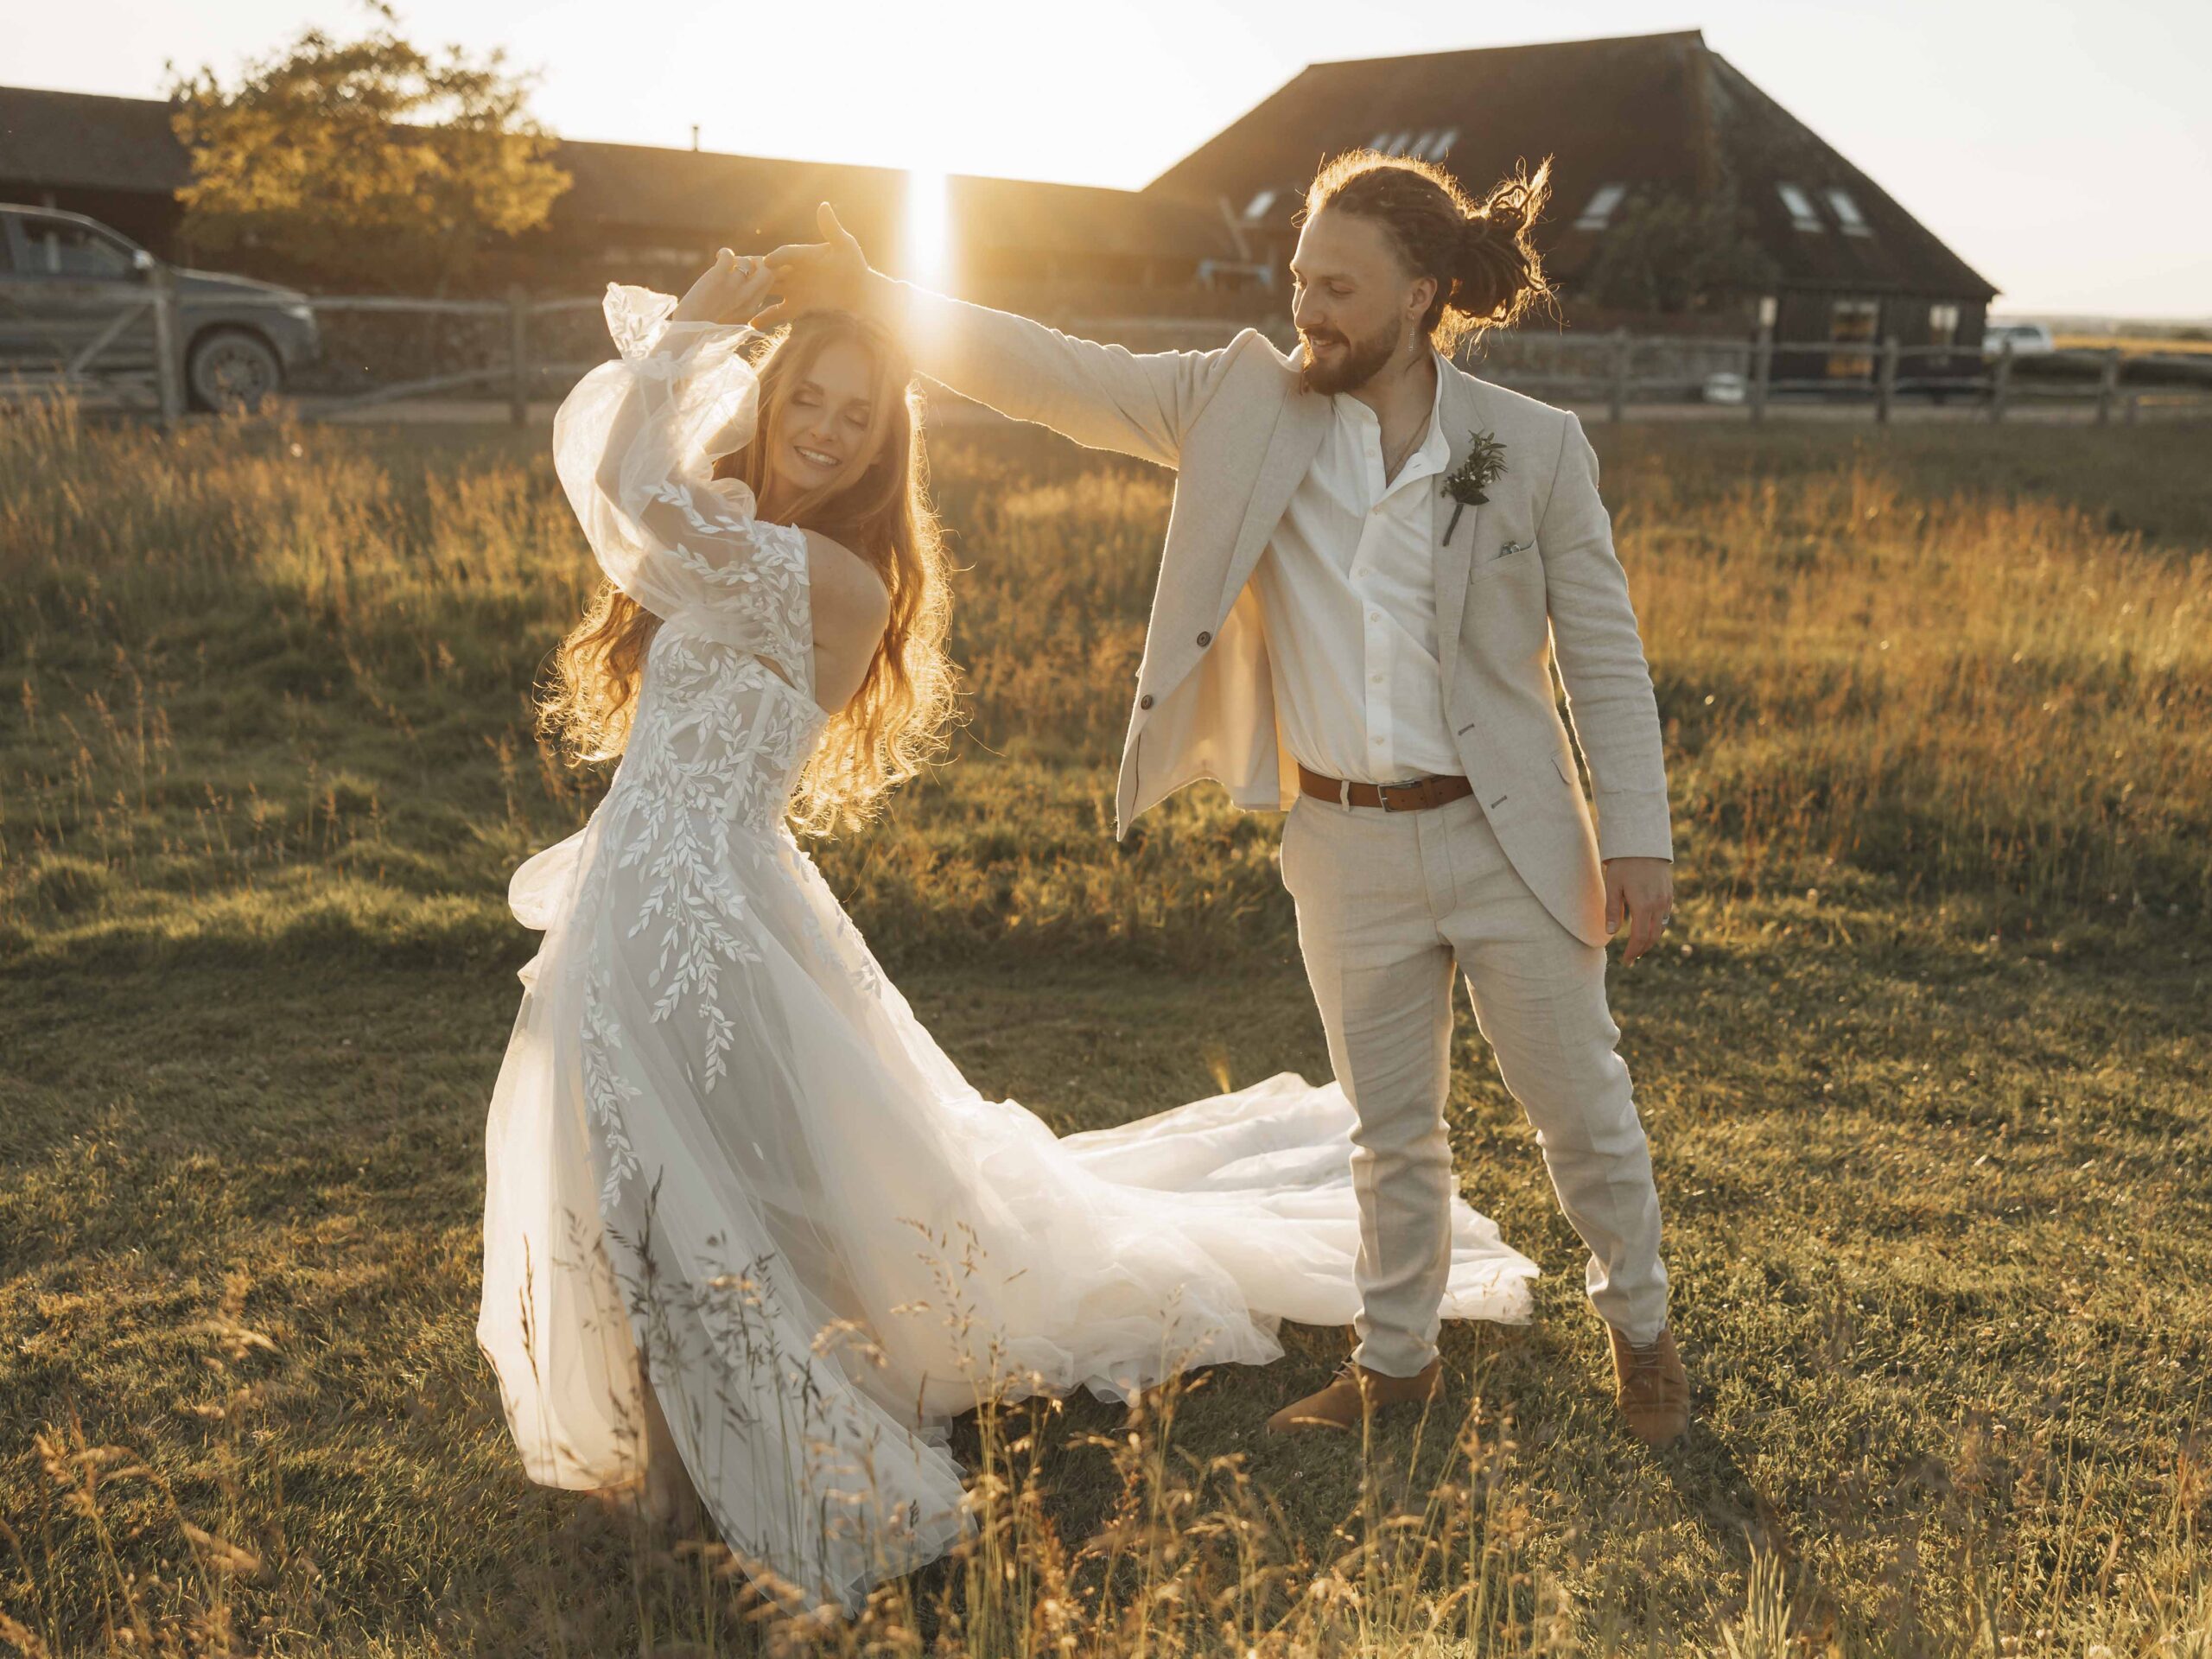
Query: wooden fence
[[1478, 324, 2161, 426], [27, 280, 2212, 429]]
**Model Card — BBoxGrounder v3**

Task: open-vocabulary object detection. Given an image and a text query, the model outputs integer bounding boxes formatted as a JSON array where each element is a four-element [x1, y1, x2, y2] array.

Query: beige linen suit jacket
[[874, 279, 1674, 950]]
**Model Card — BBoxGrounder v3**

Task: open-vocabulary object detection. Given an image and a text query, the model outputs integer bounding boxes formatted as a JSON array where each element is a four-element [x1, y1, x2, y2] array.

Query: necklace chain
[[1382, 419, 1425, 480]]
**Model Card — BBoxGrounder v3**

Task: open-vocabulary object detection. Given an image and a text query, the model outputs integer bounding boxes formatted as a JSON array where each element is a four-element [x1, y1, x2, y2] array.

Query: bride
[[474, 249, 1539, 1614]]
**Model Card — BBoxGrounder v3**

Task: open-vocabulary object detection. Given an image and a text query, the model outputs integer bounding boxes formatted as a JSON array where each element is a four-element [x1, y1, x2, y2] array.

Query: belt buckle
[[1376, 775, 1427, 811]]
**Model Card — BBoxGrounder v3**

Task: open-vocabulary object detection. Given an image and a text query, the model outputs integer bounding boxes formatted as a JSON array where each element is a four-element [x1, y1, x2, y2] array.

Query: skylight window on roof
[[1243, 188, 1278, 220], [1574, 182, 1629, 231], [1777, 182, 1824, 232], [1825, 187, 1872, 235]]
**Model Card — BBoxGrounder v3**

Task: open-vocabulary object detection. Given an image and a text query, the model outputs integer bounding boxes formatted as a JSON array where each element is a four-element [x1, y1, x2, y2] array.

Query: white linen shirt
[[1252, 347, 1461, 784]]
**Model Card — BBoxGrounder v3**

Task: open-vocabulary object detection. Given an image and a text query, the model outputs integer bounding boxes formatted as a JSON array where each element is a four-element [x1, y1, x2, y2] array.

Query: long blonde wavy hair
[[538, 309, 957, 837]]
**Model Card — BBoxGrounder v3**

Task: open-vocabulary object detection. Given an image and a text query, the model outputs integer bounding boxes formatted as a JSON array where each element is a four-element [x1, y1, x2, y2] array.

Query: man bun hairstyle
[[1300, 148, 1560, 356]]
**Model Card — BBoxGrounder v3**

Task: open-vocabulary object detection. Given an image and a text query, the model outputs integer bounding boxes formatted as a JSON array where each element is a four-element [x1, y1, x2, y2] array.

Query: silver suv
[[0, 205, 321, 411]]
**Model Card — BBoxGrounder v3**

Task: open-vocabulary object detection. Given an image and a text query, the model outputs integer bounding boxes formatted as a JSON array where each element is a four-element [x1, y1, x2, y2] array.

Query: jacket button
[[1139, 693, 1154, 710], [1195, 630, 1211, 647]]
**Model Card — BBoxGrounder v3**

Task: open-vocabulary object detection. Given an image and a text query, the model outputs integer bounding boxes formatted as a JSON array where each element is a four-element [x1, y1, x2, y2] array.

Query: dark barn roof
[[1145, 29, 1997, 302], [0, 84, 1231, 283], [0, 85, 190, 194], [547, 138, 1230, 275], [1699, 48, 1994, 297]]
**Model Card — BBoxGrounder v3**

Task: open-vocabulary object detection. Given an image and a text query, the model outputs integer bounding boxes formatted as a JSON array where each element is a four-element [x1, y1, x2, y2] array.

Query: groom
[[757, 149, 1691, 1447]]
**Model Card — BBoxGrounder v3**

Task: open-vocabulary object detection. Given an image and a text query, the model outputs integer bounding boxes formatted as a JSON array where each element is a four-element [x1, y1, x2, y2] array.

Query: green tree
[[166, 3, 571, 296], [1580, 179, 1779, 317]]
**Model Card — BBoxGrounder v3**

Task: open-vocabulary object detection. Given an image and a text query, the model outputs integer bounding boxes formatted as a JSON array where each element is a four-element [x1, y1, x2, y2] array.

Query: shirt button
[[1370, 672, 1383, 684], [1368, 609, 1382, 621], [1370, 735, 1384, 746]]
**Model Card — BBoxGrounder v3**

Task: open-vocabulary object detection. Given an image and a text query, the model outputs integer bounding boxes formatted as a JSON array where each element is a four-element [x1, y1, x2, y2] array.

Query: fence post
[[1608, 326, 1630, 423], [508, 284, 530, 428], [1876, 335, 1898, 424], [149, 264, 183, 429], [2095, 347, 2120, 424], [1989, 335, 2013, 424], [1750, 322, 1772, 424]]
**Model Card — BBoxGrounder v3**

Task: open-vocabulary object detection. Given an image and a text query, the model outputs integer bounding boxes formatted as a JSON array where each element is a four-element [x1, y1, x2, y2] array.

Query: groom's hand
[[753, 202, 882, 328], [1604, 856, 1675, 967]]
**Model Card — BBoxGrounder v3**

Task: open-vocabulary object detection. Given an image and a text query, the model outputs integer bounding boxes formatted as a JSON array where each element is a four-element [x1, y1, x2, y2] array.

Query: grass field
[[2050, 334, 2212, 357], [2, 389, 2209, 1656]]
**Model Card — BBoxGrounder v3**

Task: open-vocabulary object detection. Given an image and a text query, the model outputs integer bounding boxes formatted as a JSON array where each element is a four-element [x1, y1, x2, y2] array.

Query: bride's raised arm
[[550, 254, 805, 640]]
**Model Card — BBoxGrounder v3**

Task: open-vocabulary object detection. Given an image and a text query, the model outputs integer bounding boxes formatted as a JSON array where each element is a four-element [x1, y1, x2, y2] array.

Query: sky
[[10, 0, 2210, 319]]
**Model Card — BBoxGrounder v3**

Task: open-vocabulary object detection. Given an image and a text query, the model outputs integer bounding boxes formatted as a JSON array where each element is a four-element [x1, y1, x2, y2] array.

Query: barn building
[[3, 29, 1999, 382], [1145, 29, 1999, 377]]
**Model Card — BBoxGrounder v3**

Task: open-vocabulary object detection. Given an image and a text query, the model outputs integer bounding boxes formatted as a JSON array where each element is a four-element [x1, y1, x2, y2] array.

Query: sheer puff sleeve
[[550, 283, 811, 664]]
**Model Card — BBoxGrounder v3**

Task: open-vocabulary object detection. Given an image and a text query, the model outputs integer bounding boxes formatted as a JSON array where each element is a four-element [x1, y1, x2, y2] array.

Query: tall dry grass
[[5, 393, 2203, 975], [2, 390, 2208, 1655]]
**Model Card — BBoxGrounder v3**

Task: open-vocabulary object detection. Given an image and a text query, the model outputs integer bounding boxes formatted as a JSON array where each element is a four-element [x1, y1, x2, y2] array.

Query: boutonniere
[[1442, 429, 1509, 543]]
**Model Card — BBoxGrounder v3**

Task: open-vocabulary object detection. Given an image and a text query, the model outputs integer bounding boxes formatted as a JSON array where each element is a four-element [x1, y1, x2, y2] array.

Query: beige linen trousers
[[875, 276, 1674, 1367]]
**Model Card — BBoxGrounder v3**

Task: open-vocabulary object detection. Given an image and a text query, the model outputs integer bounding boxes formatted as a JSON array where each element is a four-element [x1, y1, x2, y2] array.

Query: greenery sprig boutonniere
[[1442, 429, 1509, 544]]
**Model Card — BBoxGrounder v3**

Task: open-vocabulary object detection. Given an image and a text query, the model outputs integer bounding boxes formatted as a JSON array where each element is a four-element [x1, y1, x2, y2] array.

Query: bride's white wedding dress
[[474, 284, 1540, 1613]]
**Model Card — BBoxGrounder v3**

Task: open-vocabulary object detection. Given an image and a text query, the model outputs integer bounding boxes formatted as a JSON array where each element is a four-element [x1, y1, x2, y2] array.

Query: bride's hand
[[670, 249, 774, 327]]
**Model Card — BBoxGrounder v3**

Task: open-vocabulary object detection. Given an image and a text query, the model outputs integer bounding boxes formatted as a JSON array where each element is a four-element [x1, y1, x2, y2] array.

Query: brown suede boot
[[1264, 1355, 1442, 1435], [1607, 1324, 1691, 1446]]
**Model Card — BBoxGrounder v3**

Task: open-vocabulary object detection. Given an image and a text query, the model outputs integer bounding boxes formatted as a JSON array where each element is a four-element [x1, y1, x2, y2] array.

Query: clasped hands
[[669, 205, 875, 333]]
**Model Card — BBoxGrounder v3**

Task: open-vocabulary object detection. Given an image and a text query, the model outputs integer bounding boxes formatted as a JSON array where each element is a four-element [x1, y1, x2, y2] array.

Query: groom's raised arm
[[872, 277, 1241, 471], [758, 204, 1243, 471]]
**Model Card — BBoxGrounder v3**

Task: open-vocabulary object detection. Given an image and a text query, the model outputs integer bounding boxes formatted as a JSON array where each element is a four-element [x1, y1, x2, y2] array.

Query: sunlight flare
[[903, 167, 950, 289]]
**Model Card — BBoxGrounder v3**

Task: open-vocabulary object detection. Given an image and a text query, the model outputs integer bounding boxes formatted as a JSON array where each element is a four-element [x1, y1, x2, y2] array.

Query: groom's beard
[[1297, 321, 1398, 396]]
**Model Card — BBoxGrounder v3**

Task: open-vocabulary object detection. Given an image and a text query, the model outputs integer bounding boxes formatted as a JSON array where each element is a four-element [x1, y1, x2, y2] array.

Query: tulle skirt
[[475, 801, 1539, 1612]]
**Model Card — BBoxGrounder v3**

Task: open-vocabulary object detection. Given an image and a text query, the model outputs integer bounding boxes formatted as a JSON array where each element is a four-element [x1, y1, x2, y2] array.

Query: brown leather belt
[[1297, 763, 1474, 812]]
